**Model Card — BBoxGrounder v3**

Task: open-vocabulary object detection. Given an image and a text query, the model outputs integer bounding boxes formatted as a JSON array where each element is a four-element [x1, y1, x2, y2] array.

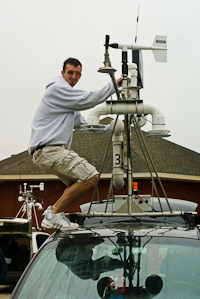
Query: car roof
[[0, 217, 31, 235], [0, 217, 29, 224], [46, 216, 200, 244]]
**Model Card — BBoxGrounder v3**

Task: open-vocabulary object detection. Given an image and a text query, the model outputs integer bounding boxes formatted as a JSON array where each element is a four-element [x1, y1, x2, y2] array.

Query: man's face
[[61, 64, 82, 87]]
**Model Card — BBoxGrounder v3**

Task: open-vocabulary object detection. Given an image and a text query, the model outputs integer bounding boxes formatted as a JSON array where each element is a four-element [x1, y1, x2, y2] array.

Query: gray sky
[[0, 0, 200, 161]]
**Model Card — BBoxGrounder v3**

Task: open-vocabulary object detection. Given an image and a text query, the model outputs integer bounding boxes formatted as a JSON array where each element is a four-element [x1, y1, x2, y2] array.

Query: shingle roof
[[0, 117, 199, 177]]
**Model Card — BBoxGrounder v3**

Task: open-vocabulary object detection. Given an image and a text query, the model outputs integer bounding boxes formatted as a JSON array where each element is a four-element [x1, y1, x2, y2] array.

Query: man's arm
[[74, 112, 87, 130], [49, 79, 122, 112]]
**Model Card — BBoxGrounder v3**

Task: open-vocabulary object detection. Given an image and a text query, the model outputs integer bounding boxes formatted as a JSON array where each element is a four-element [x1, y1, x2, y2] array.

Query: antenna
[[135, 3, 140, 44], [133, 3, 143, 96]]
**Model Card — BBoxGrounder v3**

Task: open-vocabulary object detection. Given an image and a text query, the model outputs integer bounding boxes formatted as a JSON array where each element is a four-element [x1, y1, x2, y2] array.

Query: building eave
[[103, 172, 200, 182], [0, 172, 200, 183]]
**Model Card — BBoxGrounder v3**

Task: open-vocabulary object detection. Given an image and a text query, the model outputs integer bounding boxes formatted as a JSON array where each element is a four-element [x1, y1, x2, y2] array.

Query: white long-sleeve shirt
[[28, 75, 115, 153]]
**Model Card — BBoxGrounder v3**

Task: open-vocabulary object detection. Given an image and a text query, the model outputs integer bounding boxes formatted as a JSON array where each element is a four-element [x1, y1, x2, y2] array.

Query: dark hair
[[63, 58, 82, 71]]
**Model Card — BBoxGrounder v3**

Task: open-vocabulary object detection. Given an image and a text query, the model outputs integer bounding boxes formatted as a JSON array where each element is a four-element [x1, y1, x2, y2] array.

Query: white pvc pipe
[[87, 101, 167, 132], [110, 119, 124, 189]]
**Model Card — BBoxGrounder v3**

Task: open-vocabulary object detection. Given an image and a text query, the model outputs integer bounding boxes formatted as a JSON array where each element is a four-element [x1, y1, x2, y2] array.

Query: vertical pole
[[122, 47, 133, 215], [122, 47, 128, 98], [125, 116, 133, 215], [104, 35, 111, 67]]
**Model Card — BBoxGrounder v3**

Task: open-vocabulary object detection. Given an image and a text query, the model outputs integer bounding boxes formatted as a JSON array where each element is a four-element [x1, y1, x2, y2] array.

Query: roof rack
[[66, 211, 197, 218]]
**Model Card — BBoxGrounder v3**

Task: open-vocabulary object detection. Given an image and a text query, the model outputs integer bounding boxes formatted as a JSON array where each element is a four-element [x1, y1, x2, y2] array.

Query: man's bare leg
[[52, 174, 99, 214]]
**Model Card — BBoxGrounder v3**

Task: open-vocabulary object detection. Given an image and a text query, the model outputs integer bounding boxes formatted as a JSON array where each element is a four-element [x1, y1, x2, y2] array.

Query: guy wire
[[87, 115, 119, 213], [132, 115, 162, 211], [132, 114, 172, 213]]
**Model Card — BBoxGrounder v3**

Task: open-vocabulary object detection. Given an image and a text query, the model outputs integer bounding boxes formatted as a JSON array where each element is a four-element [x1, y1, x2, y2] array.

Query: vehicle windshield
[[13, 233, 200, 299]]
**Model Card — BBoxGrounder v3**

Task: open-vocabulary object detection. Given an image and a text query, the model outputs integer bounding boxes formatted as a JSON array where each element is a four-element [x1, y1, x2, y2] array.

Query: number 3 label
[[115, 154, 121, 166]]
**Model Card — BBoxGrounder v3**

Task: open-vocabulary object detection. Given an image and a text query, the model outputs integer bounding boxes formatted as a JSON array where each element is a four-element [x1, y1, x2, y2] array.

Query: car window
[[14, 235, 200, 299], [0, 235, 31, 285], [0, 236, 30, 272]]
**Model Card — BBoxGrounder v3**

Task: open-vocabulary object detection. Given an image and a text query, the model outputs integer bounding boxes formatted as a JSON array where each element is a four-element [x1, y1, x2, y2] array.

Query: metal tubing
[[124, 115, 133, 215], [65, 211, 196, 217]]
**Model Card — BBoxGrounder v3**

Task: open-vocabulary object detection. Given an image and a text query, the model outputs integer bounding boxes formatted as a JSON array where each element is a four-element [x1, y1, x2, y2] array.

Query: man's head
[[61, 58, 82, 87]]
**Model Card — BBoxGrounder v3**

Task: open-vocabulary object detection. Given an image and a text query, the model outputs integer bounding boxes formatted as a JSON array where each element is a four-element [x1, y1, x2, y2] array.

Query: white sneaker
[[41, 213, 79, 231], [42, 206, 54, 217]]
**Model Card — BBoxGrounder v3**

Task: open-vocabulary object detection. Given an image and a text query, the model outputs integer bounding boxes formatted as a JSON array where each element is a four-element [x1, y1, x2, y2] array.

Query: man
[[28, 57, 122, 231]]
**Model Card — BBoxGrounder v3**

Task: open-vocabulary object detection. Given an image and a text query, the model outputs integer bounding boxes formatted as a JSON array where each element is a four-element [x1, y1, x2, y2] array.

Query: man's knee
[[88, 174, 99, 187]]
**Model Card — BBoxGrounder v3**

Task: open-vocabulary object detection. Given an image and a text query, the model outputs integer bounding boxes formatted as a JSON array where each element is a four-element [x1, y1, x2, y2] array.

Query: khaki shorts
[[32, 145, 99, 186]]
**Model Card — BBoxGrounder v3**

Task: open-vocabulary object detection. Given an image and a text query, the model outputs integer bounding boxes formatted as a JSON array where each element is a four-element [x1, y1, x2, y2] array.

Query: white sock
[[47, 212, 55, 220]]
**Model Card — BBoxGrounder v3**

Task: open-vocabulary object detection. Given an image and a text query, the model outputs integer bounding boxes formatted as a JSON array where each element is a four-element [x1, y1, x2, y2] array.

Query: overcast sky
[[0, 0, 200, 161]]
